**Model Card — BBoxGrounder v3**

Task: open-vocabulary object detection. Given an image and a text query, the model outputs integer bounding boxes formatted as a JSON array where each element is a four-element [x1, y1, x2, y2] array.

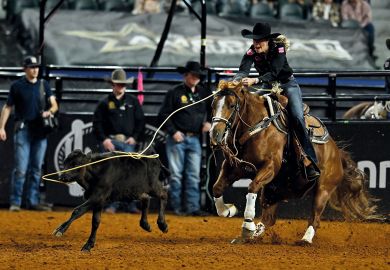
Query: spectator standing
[[93, 69, 145, 213], [158, 61, 211, 216], [312, 0, 341, 27], [0, 56, 58, 211], [341, 0, 376, 58]]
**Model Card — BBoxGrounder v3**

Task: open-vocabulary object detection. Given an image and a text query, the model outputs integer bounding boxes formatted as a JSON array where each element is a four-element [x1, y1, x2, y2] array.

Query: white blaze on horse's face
[[210, 96, 231, 146], [213, 96, 226, 121]]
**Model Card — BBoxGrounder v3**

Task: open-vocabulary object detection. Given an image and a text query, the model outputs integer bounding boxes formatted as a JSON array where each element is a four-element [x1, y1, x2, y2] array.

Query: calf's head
[[59, 149, 90, 183]]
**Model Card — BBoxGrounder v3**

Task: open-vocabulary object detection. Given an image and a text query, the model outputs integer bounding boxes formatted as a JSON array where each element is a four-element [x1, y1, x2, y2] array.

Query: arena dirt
[[0, 211, 388, 270]]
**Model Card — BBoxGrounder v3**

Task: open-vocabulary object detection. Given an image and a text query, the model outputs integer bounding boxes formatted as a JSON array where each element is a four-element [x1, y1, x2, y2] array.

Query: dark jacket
[[234, 40, 293, 84], [158, 83, 211, 136], [93, 93, 145, 142]]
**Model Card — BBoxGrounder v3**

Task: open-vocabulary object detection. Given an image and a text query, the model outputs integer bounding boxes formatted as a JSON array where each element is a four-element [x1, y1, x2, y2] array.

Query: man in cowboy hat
[[0, 56, 58, 211], [233, 22, 320, 193], [158, 61, 211, 216], [93, 68, 145, 213]]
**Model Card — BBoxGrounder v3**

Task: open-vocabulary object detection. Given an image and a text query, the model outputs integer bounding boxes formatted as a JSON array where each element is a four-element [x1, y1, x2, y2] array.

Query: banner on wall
[[20, 9, 374, 70]]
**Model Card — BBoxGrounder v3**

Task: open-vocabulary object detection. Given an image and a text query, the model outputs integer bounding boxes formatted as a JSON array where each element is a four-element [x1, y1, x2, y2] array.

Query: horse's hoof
[[241, 227, 255, 240], [295, 239, 312, 246], [231, 227, 256, 244], [231, 237, 247, 244]]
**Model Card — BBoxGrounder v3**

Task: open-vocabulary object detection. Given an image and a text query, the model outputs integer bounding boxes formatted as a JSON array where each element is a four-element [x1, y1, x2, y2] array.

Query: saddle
[[268, 95, 330, 144]]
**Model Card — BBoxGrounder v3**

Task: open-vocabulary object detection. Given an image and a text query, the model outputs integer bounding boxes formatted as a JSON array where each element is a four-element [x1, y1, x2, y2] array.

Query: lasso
[[41, 86, 225, 185]]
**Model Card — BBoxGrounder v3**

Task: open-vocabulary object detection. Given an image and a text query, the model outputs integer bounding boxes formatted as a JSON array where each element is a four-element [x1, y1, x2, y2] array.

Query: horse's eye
[[230, 104, 236, 109]]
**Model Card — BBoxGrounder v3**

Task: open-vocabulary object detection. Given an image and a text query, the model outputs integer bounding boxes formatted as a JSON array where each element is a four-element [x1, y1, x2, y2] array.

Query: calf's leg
[[139, 194, 151, 232], [157, 188, 168, 233], [53, 200, 92, 236], [81, 206, 102, 252]]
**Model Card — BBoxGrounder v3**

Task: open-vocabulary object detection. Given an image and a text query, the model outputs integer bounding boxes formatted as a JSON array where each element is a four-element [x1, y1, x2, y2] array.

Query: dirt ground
[[0, 210, 388, 270]]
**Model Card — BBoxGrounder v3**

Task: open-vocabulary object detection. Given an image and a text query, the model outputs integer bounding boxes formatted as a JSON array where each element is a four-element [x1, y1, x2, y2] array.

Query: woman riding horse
[[210, 81, 379, 244], [233, 22, 320, 185]]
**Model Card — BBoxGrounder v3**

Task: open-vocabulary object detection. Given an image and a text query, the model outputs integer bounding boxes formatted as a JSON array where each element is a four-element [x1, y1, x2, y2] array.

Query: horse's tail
[[328, 150, 382, 221]]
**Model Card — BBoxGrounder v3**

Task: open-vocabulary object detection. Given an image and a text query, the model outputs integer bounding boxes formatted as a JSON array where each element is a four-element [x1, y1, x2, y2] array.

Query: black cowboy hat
[[177, 61, 206, 76], [386, 38, 390, 50], [241, 22, 280, 40], [23, 56, 40, 68]]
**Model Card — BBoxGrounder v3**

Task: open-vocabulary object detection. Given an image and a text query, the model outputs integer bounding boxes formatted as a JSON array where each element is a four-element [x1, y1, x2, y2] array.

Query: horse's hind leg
[[298, 185, 332, 245]]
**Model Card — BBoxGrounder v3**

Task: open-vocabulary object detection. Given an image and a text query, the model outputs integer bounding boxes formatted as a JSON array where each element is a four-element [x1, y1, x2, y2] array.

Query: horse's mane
[[216, 80, 288, 109]]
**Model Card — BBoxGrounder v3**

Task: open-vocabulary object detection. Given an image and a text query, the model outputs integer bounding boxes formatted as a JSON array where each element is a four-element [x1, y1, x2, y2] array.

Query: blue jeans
[[282, 78, 318, 164], [166, 135, 202, 213], [10, 127, 47, 207]]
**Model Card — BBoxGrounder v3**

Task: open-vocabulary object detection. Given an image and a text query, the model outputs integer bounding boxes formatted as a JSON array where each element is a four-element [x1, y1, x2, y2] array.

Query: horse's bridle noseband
[[211, 89, 241, 135]]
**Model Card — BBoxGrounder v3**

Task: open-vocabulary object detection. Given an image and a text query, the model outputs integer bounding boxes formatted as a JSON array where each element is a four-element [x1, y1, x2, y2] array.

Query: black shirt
[[234, 40, 293, 84], [7, 77, 52, 121], [93, 93, 145, 142], [158, 83, 211, 136]]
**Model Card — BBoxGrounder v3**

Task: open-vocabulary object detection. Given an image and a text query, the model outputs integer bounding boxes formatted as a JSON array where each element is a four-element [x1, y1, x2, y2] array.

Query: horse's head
[[209, 80, 246, 147]]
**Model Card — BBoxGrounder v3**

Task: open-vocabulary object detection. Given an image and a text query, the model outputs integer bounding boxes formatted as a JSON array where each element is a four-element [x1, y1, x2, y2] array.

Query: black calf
[[54, 149, 169, 252]]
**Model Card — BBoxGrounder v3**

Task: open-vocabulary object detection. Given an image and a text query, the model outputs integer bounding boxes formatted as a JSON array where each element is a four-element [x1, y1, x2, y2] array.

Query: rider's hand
[[242, 77, 258, 86], [103, 138, 115, 151]]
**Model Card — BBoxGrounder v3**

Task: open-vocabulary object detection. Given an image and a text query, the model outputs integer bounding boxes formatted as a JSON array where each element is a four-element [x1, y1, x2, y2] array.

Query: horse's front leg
[[213, 160, 244, 217], [234, 162, 276, 242], [252, 190, 279, 238]]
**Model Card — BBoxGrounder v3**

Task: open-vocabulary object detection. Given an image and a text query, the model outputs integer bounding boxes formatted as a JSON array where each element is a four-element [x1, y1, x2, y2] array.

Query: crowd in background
[[3, 0, 376, 60]]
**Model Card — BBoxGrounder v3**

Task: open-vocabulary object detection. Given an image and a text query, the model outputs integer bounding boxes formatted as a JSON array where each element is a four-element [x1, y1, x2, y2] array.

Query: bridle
[[211, 88, 242, 140], [211, 88, 257, 171]]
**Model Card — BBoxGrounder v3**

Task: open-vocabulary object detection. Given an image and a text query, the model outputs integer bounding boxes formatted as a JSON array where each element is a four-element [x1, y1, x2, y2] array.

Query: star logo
[[63, 23, 158, 53]]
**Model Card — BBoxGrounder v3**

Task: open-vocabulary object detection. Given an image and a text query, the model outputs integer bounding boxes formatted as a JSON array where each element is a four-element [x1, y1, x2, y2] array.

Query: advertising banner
[[20, 10, 374, 70]]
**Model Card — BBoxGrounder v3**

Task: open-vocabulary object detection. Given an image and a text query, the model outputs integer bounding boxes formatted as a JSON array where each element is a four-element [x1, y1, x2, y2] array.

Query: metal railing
[[1, 66, 390, 121]]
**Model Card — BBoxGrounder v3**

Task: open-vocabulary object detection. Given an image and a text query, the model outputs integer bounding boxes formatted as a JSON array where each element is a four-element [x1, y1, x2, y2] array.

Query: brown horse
[[210, 80, 379, 244], [343, 101, 390, 119]]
